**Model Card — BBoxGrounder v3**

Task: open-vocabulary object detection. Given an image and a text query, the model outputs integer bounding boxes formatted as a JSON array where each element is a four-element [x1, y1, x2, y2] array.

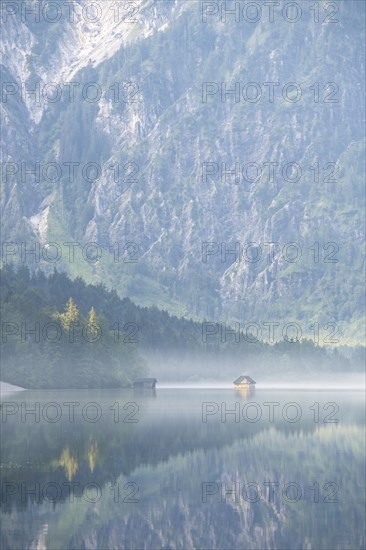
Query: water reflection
[[234, 386, 256, 398], [1, 389, 365, 549]]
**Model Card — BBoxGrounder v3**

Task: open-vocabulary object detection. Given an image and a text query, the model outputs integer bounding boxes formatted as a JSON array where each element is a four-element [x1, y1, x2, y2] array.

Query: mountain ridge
[[1, 0, 365, 342]]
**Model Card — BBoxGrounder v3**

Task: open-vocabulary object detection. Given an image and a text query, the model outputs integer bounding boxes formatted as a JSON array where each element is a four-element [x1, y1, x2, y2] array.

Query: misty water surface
[[1, 387, 365, 549]]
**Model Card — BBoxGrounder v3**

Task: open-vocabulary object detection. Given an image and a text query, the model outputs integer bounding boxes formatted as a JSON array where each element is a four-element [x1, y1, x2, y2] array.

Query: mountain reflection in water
[[0, 388, 365, 550]]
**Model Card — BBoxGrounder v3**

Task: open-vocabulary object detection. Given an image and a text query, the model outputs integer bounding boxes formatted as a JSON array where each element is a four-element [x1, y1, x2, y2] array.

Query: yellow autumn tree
[[54, 297, 81, 331], [87, 306, 98, 328], [86, 306, 100, 342]]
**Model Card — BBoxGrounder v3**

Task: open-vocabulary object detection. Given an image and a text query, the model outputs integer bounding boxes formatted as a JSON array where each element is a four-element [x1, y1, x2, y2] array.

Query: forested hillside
[[1, 266, 363, 388]]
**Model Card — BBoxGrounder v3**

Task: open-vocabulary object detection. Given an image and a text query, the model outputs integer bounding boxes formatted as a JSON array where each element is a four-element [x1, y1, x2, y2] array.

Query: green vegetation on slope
[[1, 266, 364, 388]]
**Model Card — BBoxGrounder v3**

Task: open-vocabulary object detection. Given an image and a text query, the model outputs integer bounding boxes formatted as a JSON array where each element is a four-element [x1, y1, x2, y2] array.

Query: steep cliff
[[1, 0, 365, 340]]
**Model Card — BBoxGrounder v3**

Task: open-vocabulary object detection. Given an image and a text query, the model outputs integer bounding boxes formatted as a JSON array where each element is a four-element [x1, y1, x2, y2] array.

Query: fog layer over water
[[157, 372, 366, 390]]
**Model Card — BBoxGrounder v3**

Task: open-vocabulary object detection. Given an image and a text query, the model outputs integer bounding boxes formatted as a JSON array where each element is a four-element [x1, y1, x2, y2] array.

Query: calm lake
[[1, 388, 365, 550]]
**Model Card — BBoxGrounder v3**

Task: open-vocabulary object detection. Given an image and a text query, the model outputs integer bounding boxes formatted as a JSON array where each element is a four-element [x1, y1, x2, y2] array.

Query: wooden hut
[[233, 375, 256, 388]]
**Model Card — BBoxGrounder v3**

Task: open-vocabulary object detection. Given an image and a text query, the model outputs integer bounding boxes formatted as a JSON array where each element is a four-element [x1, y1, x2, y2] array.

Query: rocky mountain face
[[1, 0, 365, 340]]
